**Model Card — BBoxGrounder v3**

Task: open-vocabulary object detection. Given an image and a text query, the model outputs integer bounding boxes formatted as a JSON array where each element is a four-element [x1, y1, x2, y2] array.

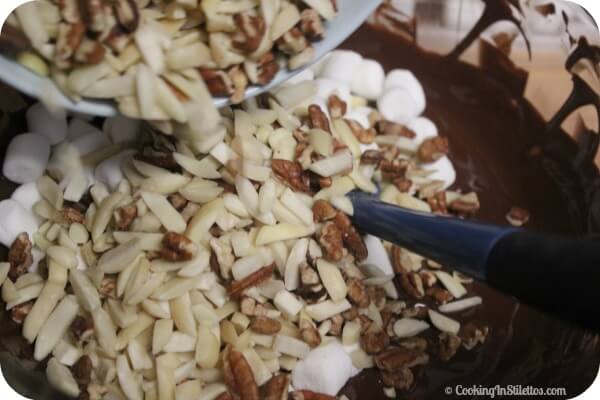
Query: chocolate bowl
[[0, 1, 599, 399]]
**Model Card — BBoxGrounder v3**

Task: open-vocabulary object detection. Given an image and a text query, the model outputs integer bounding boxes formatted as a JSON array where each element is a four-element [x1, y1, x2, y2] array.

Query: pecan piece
[[361, 329, 390, 355], [114, 204, 137, 231], [271, 159, 311, 193], [418, 136, 449, 163], [312, 200, 337, 222], [376, 121, 416, 138], [318, 222, 344, 262], [261, 374, 290, 400], [245, 52, 279, 85], [227, 264, 275, 299], [78, 0, 107, 33], [308, 105, 330, 133], [199, 68, 234, 97], [299, 318, 321, 348], [375, 347, 429, 371], [72, 355, 93, 389], [380, 159, 408, 179], [328, 314, 344, 336], [390, 246, 411, 275], [334, 212, 368, 261], [438, 332, 461, 361], [11, 301, 33, 324], [61, 207, 86, 224], [506, 206, 530, 226], [400, 272, 425, 299], [161, 232, 198, 262], [368, 286, 387, 310], [71, 315, 94, 343], [168, 193, 188, 211], [347, 278, 370, 308], [459, 322, 489, 350], [223, 346, 259, 400], [55, 22, 85, 68], [249, 316, 281, 335], [381, 367, 414, 391], [449, 193, 480, 216], [393, 177, 413, 193], [427, 191, 448, 214], [419, 270, 438, 288], [98, 275, 117, 299], [232, 13, 266, 53], [215, 393, 234, 400], [290, 391, 336, 400], [0, 25, 31, 54], [113, 0, 139, 32], [8, 233, 33, 281], [327, 94, 347, 119], [401, 306, 428, 320], [276, 28, 308, 55], [300, 9, 325, 41], [426, 287, 454, 305], [360, 150, 384, 167], [346, 119, 376, 144]]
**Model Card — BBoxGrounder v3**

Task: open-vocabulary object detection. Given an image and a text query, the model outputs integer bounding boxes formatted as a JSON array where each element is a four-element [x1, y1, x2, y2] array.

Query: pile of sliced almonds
[[0, 63, 489, 400]]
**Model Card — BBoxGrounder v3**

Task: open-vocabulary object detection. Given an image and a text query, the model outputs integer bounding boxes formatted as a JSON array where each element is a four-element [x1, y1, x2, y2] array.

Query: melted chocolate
[[337, 10, 600, 400]]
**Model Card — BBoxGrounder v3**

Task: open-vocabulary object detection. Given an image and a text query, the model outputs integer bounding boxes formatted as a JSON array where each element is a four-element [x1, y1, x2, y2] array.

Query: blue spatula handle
[[348, 191, 600, 330]]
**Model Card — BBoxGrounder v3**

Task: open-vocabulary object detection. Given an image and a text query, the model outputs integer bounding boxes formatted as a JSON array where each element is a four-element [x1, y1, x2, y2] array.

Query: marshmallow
[[351, 59, 385, 100], [318, 50, 363, 86], [292, 341, 354, 396], [345, 106, 373, 129], [407, 117, 438, 146], [72, 129, 111, 156], [95, 150, 136, 190], [384, 69, 426, 115], [48, 141, 83, 182], [362, 235, 394, 275], [68, 118, 102, 141], [310, 53, 330, 76], [315, 79, 352, 106], [2, 133, 51, 184], [377, 88, 420, 125], [11, 182, 42, 213], [422, 156, 456, 189], [103, 116, 141, 144], [0, 199, 39, 248], [26, 103, 68, 145], [285, 68, 315, 86]]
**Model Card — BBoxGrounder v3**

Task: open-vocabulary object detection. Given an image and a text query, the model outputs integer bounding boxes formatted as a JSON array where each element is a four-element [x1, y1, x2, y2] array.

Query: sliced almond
[[428, 310, 460, 334], [393, 318, 430, 338], [316, 259, 347, 302], [439, 296, 482, 313], [435, 271, 467, 299]]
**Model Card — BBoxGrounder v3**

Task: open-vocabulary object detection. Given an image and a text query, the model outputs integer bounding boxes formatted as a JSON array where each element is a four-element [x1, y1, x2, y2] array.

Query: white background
[[0, 0, 599, 399]]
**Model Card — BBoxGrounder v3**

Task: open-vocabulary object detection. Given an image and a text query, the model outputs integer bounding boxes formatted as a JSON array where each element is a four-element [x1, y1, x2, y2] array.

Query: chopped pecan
[[300, 265, 320, 286], [401, 306, 428, 320], [72, 355, 93, 389], [61, 207, 86, 224], [300, 318, 321, 348], [308, 105, 330, 133], [161, 232, 198, 262], [277, 28, 308, 55], [358, 314, 373, 333], [346, 119, 376, 144], [98, 275, 117, 299], [312, 200, 337, 223], [334, 212, 368, 262], [271, 159, 311, 193], [249, 316, 281, 335], [400, 272, 425, 299], [327, 95, 347, 119], [361, 329, 390, 355], [393, 177, 413, 193], [11, 301, 33, 324], [232, 13, 266, 53], [261, 374, 290, 400], [199, 68, 234, 97], [223, 346, 260, 400], [228, 264, 275, 299], [71, 315, 94, 343], [438, 332, 461, 361], [449, 193, 480, 216], [300, 9, 325, 41], [0, 25, 31, 54], [8, 233, 33, 281], [347, 278, 370, 308], [418, 137, 449, 163], [215, 393, 234, 400], [459, 322, 489, 350], [318, 222, 344, 262], [381, 367, 414, 391], [328, 314, 344, 336], [426, 287, 454, 305], [114, 204, 137, 231], [113, 0, 139, 32], [55, 22, 85, 67], [73, 37, 106, 64], [168, 193, 188, 211], [427, 191, 448, 214], [245, 52, 279, 85], [376, 121, 416, 138], [290, 391, 336, 400], [419, 270, 438, 288], [380, 159, 408, 179], [318, 176, 332, 188], [375, 347, 429, 371], [342, 307, 359, 321], [78, 0, 107, 33], [391, 246, 410, 275], [507, 206, 530, 226], [399, 337, 428, 352], [368, 286, 387, 310], [360, 150, 384, 167]]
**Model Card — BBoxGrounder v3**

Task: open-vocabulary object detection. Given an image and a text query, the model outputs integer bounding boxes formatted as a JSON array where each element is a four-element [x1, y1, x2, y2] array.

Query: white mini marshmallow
[[345, 106, 373, 129], [103, 116, 141, 144], [407, 117, 438, 146], [318, 50, 363, 86], [384, 69, 426, 115], [0, 199, 39, 248], [362, 235, 394, 275], [72, 129, 111, 156], [351, 59, 385, 100], [292, 341, 354, 396], [377, 88, 420, 125], [26, 103, 68, 145], [315, 78, 352, 106], [2, 133, 51, 184], [285, 68, 315, 86], [422, 156, 456, 189], [310, 53, 330, 77], [68, 118, 102, 141], [95, 150, 135, 190], [11, 182, 42, 214]]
